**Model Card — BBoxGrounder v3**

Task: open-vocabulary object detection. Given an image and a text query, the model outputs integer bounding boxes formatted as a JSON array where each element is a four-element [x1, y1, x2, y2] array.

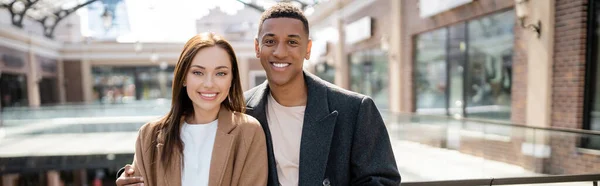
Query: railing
[[403, 174, 600, 186], [2, 102, 600, 184], [383, 111, 600, 185]]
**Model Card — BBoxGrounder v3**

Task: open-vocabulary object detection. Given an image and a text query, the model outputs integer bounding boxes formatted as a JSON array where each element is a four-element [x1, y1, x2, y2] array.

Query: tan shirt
[[267, 93, 306, 186]]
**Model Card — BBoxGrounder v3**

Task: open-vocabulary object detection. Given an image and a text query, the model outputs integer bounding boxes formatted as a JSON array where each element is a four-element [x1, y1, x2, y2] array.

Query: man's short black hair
[[258, 3, 310, 37]]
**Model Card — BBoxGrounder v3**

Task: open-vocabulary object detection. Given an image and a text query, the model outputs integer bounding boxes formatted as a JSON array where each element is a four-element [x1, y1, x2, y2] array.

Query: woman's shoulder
[[231, 112, 262, 130], [137, 118, 163, 137]]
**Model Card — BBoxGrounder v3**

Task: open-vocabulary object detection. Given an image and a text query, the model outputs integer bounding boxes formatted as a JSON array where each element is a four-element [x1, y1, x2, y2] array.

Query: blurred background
[[1, 0, 600, 185]]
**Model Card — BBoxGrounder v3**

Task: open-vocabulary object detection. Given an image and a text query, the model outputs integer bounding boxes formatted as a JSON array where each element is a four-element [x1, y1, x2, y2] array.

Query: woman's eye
[[193, 71, 203, 75], [216, 72, 227, 76]]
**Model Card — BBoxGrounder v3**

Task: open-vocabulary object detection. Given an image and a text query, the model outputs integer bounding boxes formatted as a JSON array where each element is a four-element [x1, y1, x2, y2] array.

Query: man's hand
[[115, 164, 144, 186]]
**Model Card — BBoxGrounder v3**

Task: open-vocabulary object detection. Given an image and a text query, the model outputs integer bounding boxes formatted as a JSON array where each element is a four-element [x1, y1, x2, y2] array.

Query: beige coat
[[132, 107, 268, 186]]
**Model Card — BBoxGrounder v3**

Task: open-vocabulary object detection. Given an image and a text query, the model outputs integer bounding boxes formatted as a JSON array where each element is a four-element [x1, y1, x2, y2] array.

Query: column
[[81, 59, 94, 103], [73, 169, 87, 186], [526, 0, 554, 128], [46, 170, 61, 186], [2, 174, 19, 186], [239, 57, 250, 91], [388, 0, 403, 113], [27, 49, 41, 107], [334, 16, 349, 89], [56, 59, 66, 104]]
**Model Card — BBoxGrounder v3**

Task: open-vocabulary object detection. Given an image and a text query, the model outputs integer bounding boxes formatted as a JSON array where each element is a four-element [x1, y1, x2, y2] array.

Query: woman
[[130, 33, 267, 186]]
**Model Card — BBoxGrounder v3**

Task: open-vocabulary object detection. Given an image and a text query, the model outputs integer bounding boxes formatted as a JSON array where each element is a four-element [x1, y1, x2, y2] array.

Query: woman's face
[[184, 46, 233, 114]]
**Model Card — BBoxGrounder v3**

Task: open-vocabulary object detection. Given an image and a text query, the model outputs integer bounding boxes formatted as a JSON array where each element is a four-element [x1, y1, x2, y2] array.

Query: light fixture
[[150, 50, 159, 63], [515, 0, 541, 38], [101, 7, 113, 30]]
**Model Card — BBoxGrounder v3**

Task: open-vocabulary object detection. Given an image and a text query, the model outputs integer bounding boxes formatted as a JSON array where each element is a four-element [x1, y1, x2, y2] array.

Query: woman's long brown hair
[[150, 33, 245, 172]]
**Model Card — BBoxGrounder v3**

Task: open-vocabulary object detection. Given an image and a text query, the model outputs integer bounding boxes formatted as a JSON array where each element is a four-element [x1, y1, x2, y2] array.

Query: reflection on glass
[[466, 10, 514, 121], [415, 28, 447, 114], [448, 23, 467, 117], [349, 49, 389, 110]]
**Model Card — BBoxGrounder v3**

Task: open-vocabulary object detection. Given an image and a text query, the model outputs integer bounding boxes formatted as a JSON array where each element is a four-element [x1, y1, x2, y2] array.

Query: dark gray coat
[[244, 72, 401, 186]]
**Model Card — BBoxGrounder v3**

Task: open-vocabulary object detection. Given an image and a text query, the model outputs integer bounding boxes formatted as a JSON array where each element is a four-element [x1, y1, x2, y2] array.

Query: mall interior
[[1, 0, 600, 185]]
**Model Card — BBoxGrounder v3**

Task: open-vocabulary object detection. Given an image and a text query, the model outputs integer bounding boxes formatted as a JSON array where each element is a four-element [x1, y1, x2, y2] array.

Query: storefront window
[[413, 10, 514, 121], [466, 10, 514, 120], [349, 49, 389, 110], [92, 66, 174, 103], [415, 28, 448, 114], [314, 62, 335, 84], [0, 73, 28, 108], [584, 1, 600, 149]]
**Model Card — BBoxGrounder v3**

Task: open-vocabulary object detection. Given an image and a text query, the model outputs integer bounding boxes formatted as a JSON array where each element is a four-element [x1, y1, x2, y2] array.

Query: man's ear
[[254, 38, 260, 58], [305, 39, 312, 60]]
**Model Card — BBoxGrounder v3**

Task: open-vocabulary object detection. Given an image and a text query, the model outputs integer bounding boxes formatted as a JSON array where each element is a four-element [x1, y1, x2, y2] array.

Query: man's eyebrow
[[261, 33, 303, 39], [262, 33, 276, 38], [288, 34, 302, 39]]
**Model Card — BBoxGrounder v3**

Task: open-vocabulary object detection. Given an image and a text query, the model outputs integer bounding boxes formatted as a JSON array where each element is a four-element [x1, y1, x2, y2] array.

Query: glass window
[[466, 10, 514, 121], [314, 62, 335, 84], [349, 49, 390, 110], [413, 10, 514, 122], [92, 66, 174, 103], [0, 73, 28, 108], [415, 28, 448, 114], [584, 1, 600, 149]]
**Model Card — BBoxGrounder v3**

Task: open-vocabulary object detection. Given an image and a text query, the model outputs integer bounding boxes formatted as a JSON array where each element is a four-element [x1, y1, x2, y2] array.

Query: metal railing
[[402, 173, 600, 186]]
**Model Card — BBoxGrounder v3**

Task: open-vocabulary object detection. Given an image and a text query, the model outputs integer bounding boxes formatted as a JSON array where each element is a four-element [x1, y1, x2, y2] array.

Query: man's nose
[[272, 43, 288, 58]]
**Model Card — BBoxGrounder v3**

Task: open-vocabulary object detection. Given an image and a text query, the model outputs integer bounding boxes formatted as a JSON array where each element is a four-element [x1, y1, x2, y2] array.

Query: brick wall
[[398, 0, 600, 176], [552, 0, 588, 129], [548, 0, 600, 175], [512, 23, 528, 125]]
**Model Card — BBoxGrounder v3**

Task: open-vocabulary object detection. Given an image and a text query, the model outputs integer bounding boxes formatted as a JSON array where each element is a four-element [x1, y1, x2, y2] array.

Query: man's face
[[255, 18, 312, 86]]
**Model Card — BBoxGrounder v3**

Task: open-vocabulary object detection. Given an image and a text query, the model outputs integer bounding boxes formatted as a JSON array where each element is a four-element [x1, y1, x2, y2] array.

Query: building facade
[[309, 0, 600, 175]]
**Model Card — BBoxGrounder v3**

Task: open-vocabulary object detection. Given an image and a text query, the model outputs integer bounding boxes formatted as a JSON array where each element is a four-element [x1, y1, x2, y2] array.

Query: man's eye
[[289, 40, 299, 45], [265, 40, 275, 44]]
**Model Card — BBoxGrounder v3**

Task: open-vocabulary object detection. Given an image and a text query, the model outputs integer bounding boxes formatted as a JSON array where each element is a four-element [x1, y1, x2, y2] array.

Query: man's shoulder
[[316, 79, 366, 104]]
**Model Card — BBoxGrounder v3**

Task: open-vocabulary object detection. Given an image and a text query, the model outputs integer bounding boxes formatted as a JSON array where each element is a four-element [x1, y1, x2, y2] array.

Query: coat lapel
[[208, 107, 237, 186], [156, 123, 182, 186], [298, 72, 338, 186], [244, 82, 280, 185]]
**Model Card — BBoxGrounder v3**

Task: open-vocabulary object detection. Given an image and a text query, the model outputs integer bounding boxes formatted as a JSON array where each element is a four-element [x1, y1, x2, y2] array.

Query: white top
[[266, 93, 306, 186], [180, 119, 219, 186]]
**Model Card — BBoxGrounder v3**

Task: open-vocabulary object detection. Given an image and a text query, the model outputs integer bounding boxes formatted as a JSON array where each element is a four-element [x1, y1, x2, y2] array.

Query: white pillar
[[27, 48, 41, 107], [389, 0, 403, 113], [56, 59, 66, 104], [334, 17, 349, 89], [239, 57, 250, 91], [81, 59, 94, 103], [526, 0, 554, 129]]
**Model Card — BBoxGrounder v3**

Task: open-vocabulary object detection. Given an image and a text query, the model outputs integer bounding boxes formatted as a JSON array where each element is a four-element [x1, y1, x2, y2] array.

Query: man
[[117, 3, 400, 186]]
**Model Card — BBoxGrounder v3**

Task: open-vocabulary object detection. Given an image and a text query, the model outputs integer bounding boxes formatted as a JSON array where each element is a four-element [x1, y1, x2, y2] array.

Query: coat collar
[[156, 107, 237, 186]]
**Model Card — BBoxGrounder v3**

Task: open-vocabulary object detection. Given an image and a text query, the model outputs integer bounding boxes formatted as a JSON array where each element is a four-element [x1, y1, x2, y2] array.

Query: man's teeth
[[273, 63, 290, 68], [201, 93, 216, 97]]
